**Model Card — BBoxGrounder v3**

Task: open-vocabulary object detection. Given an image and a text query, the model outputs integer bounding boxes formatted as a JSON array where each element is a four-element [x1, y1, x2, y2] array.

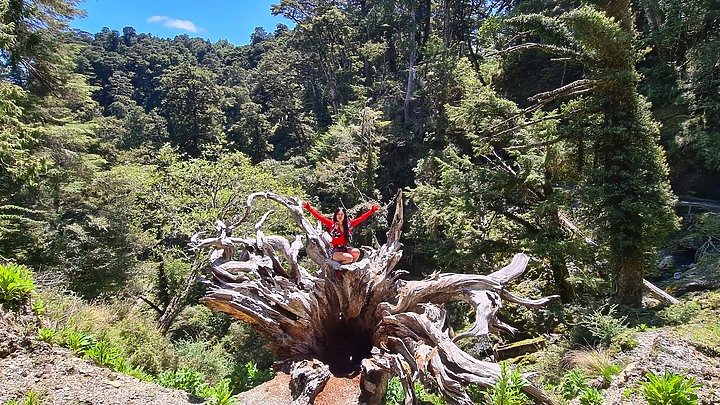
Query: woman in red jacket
[[303, 202, 378, 265]]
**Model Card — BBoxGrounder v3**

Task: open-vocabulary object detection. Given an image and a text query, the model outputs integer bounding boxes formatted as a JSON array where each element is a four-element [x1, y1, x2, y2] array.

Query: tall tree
[[505, 5, 678, 306], [0, 0, 84, 93], [159, 63, 225, 157]]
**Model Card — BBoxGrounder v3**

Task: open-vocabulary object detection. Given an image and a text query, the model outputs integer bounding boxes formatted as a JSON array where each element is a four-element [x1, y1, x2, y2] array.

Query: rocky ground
[[0, 310, 199, 405], [598, 329, 720, 404], [2, 301, 719, 404]]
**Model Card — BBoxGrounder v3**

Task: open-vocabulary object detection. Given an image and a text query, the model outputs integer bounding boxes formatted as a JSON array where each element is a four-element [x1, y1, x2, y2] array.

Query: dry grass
[[564, 348, 621, 388]]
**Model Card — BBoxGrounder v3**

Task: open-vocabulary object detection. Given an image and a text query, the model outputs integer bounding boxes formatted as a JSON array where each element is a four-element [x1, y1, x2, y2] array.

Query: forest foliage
[[1, 0, 719, 400]]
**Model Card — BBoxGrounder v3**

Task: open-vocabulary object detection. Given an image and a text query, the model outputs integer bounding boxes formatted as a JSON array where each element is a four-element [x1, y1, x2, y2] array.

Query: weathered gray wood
[[191, 191, 558, 404], [642, 278, 680, 305]]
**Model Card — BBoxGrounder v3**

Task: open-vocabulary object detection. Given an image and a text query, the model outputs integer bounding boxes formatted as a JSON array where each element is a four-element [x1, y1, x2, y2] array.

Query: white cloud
[[163, 19, 201, 33], [147, 15, 203, 33], [147, 15, 169, 23]]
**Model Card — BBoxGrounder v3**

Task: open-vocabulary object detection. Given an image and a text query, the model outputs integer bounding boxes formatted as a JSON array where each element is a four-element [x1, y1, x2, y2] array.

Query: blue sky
[[71, 0, 293, 45]]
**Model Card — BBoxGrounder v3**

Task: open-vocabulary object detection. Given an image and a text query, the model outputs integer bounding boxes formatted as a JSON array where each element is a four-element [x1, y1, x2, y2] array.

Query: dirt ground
[[2, 307, 719, 404]]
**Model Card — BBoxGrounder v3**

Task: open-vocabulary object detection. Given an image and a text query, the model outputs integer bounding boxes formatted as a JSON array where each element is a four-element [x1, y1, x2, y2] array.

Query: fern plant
[[640, 370, 700, 405]]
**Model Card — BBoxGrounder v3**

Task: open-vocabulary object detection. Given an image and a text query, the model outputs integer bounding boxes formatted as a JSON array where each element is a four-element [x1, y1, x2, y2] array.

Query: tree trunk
[[191, 190, 558, 404]]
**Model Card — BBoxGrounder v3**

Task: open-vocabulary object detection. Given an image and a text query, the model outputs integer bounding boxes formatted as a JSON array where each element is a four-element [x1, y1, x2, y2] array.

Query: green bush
[[156, 367, 208, 397], [640, 370, 700, 405], [176, 339, 234, 386], [170, 305, 230, 341], [577, 304, 629, 346], [221, 321, 274, 369], [105, 311, 178, 374], [659, 302, 702, 326], [203, 379, 237, 405], [0, 262, 35, 303]]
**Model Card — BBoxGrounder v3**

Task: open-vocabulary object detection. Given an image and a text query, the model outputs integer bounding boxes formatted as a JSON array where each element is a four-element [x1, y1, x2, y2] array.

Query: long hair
[[333, 207, 351, 243]]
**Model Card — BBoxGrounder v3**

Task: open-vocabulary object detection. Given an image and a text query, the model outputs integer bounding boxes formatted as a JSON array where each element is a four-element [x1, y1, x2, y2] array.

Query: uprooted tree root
[[190, 190, 558, 404]]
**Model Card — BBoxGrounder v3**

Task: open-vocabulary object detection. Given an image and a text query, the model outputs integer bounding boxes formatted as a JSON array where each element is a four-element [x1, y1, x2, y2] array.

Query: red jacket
[[304, 203, 378, 247]]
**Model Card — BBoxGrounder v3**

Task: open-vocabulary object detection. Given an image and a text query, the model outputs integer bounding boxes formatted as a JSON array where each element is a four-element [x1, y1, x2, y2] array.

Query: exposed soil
[[0, 311, 199, 404]]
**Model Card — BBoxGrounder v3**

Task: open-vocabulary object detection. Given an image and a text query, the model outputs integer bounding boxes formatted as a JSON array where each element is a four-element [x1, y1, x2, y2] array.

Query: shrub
[[0, 262, 35, 303], [156, 367, 208, 397], [203, 379, 237, 405], [176, 339, 234, 385], [35, 288, 85, 331], [221, 321, 274, 369], [659, 302, 702, 326], [640, 370, 700, 405], [577, 304, 629, 346], [105, 310, 178, 374], [170, 304, 230, 341]]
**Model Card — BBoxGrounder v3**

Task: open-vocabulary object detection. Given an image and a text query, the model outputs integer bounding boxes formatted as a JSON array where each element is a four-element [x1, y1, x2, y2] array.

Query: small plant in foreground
[[156, 367, 208, 397], [485, 361, 531, 405], [64, 330, 96, 354], [85, 339, 124, 367], [384, 376, 404, 404], [6, 390, 46, 405], [228, 361, 274, 394], [37, 327, 56, 344], [203, 378, 237, 405], [579, 387, 604, 405], [565, 348, 621, 388], [559, 368, 590, 400], [0, 262, 35, 304], [640, 370, 700, 405]]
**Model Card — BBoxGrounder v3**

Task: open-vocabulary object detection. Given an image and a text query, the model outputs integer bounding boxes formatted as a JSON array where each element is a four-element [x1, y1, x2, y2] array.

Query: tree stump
[[190, 190, 558, 404]]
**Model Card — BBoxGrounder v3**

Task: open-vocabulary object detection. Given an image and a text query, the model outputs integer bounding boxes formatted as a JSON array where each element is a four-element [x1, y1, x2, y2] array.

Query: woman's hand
[[303, 201, 311, 210], [371, 205, 379, 212]]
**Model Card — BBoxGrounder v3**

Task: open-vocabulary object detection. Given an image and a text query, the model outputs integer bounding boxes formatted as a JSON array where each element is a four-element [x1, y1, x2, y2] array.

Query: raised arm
[[350, 205, 379, 227], [303, 202, 333, 228]]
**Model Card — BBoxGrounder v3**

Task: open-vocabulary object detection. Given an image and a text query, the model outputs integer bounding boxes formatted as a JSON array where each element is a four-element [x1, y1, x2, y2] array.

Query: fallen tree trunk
[[191, 190, 559, 404]]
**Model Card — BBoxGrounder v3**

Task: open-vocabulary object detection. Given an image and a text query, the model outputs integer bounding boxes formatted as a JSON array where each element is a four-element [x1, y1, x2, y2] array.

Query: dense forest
[[2, 0, 719, 403]]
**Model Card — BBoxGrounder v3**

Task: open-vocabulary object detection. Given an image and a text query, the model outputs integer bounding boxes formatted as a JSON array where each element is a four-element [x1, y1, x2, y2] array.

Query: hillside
[[3, 292, 720, 404]]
